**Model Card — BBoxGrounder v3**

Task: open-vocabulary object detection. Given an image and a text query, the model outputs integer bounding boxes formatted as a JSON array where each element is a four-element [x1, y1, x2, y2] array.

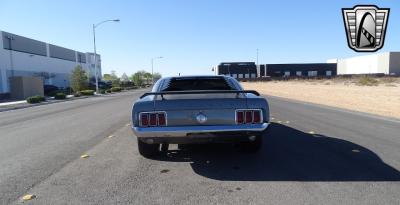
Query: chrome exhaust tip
[[248, 136, 256, 141]]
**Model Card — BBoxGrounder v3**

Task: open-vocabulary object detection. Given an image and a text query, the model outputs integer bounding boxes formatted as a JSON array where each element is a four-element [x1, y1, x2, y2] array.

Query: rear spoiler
[[140, 90, 260, 99]]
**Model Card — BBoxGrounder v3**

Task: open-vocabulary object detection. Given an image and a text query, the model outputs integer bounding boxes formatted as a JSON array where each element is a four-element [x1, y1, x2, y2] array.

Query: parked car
[[43, 85, 59, 95], [131, 76, 270, 157], [88, 81, 112, 90]]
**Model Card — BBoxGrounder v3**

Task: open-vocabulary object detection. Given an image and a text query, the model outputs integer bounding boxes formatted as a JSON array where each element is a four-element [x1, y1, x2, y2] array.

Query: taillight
[[253, 110, 261, 123], [139, 112, 167, 127], [140, 113, 149, 127], [236, 111, 244, 124], [236, 109, 262, 124], [158, 113, 166, 126], [149, 113, 157, 126]]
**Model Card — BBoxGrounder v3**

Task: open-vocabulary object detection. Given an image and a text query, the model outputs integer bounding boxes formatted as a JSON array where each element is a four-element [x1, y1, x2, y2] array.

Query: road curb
[[0, 89, 145, 113]]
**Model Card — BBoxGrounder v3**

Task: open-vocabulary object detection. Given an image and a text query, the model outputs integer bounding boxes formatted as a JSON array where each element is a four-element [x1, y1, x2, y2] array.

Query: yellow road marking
[[22, 194, 35, 201], [271, 117, 275, 120], [308, 131, 315, 134], [80, 154, 90, 159], [107, 135, 114, 138], [277, 120, 282, 123], [285, 121, 290, 124], [352, 149, 360, 153]]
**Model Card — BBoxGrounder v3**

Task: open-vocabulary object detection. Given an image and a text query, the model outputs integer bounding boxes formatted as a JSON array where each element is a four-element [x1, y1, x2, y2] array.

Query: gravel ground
[[242, 80, 400, 119]]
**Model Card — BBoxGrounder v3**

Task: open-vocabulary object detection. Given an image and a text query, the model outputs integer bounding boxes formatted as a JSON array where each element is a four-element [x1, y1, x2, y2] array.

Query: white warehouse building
[[0, 30, 101, 95], [331, 52, 400, 75]]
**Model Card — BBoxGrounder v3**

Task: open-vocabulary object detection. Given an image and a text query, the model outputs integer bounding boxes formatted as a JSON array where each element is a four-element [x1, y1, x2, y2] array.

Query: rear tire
[[241, 135, 262, 152], [138, 139, 159, 157]]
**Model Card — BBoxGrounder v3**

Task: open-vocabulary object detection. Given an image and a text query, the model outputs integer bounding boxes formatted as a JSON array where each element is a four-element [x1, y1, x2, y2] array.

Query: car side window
[[227, 78, 243, 90], [152, 79, 163, 92]]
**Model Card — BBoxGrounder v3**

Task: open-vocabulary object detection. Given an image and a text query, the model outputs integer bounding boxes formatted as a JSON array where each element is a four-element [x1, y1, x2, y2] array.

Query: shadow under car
[[153, 123, 400, 182]]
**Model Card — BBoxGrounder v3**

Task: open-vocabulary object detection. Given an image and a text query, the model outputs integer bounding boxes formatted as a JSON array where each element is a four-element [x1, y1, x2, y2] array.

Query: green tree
[[102, 74, 113, 81], [102, 70, 119, 82], [153, 72, 162, 82], [143, 72, 152, 84], [112, 78, 121, 87], [70, 65, 88, 92], [121, 73, 129, 82], [103, 70, 121, 87], [130, 71, 145, 87]]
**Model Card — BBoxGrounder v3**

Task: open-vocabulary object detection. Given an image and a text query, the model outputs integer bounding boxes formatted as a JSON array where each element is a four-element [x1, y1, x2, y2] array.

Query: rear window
[[162, 77, 234, 91]]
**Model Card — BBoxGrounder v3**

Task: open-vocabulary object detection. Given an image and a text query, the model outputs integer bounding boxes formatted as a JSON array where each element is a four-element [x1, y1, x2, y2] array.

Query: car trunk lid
[[154, 95, 247, 126]]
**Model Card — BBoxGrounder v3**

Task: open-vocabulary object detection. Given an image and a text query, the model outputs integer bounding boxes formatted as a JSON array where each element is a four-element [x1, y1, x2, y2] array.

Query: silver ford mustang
[[131, 75, 270, 157]]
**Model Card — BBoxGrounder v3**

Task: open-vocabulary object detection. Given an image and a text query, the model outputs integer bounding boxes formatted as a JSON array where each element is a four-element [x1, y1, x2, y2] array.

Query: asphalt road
[[1, 91, 400, 204]]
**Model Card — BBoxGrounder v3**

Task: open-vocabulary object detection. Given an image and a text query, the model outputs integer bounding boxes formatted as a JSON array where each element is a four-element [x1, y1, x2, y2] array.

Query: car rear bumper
[[132, 123, 269, 143]]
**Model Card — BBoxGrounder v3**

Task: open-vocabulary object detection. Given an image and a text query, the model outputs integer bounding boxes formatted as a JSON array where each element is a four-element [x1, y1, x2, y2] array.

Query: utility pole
[[256, 48, 259, 65], [151, 56, 163, 84]]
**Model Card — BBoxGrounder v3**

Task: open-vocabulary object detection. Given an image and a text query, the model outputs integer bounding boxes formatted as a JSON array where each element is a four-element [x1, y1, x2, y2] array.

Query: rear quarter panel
[[245, 94, 270, 123], [132, 96, 154, 127]]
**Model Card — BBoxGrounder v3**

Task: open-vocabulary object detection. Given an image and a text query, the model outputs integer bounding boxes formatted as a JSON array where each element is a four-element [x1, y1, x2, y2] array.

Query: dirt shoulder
[[241, 78, 400, 119]]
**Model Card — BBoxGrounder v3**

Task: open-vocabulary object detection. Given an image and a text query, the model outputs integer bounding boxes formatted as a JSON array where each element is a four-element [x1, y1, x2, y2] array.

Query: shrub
[[46, 90, 60, 97], [63, 87, 73, 95], [74, 92, 82, 97], [47, 90, 68, 97], [80, 90, 95, 96], [125, 86, 138, 90], [105, 89, 111, 93], [54, 93, 66, 100], [357, 76, 379, 86], [111, 87, 122, 92], [380, 77, 398, 84], [26, 95, 45, 104], [99, 89, 106, 94], [70, 65, 88, 92]]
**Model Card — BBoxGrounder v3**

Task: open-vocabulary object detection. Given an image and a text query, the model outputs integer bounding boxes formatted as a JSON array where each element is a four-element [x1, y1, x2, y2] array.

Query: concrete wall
[[216, 62, 336, 78], [337, 52, 390, 75], [0, 30, 101, 94], [389, 52, 400, 75], [86, 53, 102, 79], [265, 63, 337, 77]]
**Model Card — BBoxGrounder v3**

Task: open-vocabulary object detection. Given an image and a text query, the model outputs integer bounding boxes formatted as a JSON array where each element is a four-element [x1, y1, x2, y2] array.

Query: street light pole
[[151, 56, 163, 84], [92, 24, 98, 93], [92, 19, 120, 94]]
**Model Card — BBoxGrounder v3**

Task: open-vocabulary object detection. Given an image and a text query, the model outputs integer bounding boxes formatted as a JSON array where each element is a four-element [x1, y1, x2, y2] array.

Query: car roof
[[161, 75, 231, 81]]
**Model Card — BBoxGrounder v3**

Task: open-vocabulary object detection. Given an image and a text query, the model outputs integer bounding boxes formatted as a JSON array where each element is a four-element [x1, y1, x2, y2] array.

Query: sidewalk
[[0, 95, 79, 112], [0, 89, 144, 113]]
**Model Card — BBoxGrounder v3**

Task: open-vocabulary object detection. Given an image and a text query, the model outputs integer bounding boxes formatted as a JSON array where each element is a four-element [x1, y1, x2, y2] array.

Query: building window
[[308, 71, 317, 77], [296, 71, 302, 76], [251, 73, 256, 78], [233, 74, 237, 78], [284, 71, 290, 77], [238, 74, 243, 78], [326, 71, 332, 76], [245, 74, 249, 78]]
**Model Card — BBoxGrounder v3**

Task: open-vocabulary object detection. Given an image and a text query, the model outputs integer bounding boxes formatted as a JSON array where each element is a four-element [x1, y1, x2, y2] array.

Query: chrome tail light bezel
[[235, 109, 263, 124], [139, 111, 167, 127]]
